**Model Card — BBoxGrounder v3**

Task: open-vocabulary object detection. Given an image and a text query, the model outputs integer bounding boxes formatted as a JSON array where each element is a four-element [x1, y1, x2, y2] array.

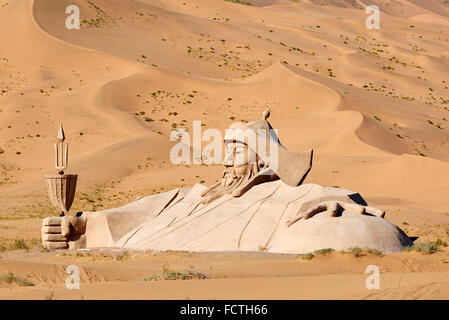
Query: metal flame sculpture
[[45, 125, 78, 216]]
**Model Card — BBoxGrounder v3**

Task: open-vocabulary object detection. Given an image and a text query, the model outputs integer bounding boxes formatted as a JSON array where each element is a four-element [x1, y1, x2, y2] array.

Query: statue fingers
[[286, 217, 299, 227], [365, 206, 386, 218], [287, 201, 342, 227], [200, 181, 221, 197], [327, 201, 342, 217], [286, 205, 323, 227], [42, 217, 64, 236], [303, 203, 330, 219], [42, 216, 68, 250], [338, 201, 366, 215], [42, 216, 62, 227], [42, 225, 62, 234], [61, 216, 72, 237], [338, 201, 384, 217]]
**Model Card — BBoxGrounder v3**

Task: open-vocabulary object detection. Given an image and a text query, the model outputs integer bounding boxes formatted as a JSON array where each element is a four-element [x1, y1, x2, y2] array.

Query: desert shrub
[[115, 253, 130, 261], [365, 248, 383, 256], [345, 247, 383, 257], [435, 239, 448, 247], [12, 239, 28, 250], [144, 266, 208, 281], [0, 272, 34, 287], [314, 248, 335, 255], [348, 247, 363, 257], [300, 248, 335, 260], [301, 253, 315, 260], [224, 0, 251, 5], [405, 240, 447, 254]]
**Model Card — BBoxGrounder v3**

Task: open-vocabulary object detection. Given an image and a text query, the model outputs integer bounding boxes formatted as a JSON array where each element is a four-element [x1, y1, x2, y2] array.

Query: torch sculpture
[[42, 125, 78, 249]]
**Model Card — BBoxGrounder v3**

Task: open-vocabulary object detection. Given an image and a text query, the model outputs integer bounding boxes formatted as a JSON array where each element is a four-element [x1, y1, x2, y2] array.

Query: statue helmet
[[224, 108, 313, 186]]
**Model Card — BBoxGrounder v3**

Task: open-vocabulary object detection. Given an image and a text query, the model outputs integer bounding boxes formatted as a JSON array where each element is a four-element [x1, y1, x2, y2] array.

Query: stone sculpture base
[[41, 182, 413, 254]]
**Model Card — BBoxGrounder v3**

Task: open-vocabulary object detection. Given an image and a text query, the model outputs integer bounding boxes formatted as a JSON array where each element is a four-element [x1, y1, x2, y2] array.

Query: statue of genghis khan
[[42, 110, 411, 253]]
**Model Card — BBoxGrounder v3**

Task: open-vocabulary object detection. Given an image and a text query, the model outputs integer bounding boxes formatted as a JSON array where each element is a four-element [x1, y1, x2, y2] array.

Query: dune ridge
[[0, 0, 449, 299], [0, 0, 446, 217]]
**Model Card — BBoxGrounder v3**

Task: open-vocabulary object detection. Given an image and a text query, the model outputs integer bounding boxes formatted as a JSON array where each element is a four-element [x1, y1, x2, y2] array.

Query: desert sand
[[1, 0, 449, 299]]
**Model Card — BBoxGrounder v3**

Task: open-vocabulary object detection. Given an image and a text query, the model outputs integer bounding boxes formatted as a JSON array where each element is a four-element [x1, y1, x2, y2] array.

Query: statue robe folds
[[81, 181, 412, 254]]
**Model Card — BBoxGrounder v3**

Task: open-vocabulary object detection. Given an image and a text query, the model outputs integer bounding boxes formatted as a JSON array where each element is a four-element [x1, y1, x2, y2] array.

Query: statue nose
[[223, 154, 233, 166]]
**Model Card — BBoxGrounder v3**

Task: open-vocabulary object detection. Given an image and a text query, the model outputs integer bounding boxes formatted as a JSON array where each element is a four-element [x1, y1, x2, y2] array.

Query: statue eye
[[235, 146, 245, 154]]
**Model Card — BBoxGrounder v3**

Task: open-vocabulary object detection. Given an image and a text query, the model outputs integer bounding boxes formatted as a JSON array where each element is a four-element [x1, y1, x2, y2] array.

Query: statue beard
[[201, 164, 258, 204]]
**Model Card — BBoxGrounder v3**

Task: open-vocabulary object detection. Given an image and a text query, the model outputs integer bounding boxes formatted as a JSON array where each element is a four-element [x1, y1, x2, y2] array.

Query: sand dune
[[0, 0, 449, 299]]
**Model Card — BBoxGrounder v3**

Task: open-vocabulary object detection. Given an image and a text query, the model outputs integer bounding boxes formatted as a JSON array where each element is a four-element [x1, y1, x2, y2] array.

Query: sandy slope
[[1, 249, 449, 299], [0, 0, 449, 299]]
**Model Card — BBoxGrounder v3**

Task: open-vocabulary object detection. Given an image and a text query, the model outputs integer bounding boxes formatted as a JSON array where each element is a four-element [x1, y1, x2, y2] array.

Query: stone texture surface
[[42, 226, 62, 234], [74, 182, 411, 254], [42, 233, 67, 241], [42, 216, 63, 226], [42, 241, 68, 250], [44, 174, 78, 213], [40, 112, 412, 254]]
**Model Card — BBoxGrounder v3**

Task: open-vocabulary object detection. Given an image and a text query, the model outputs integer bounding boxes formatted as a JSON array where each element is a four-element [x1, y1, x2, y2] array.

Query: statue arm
[[286, 200, 385, 227]]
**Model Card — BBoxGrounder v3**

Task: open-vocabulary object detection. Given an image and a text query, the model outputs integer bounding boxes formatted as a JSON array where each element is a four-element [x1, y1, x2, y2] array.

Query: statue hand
[[61, 215, 87, 237], [286, 201, 385, 227], [42, 214, 87, 250]]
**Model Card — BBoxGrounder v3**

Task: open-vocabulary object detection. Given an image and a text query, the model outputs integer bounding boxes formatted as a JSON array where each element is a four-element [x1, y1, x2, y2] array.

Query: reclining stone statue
[[42, 110, 412, 253]]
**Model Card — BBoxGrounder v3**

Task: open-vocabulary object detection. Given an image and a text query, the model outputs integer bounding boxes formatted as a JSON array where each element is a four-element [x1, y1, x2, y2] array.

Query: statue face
[[200, 120, 279, 203], [200, 139, 259, 204], [222, 141, 255, 187]]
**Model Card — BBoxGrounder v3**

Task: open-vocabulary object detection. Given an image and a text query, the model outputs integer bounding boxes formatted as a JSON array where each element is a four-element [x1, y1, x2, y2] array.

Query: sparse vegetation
[[12, 239, 28, 250], [2, 0, 449, 284], [0, 272, 34, 287], [115, 253, 130, 261], [144, 265, 208, 281], [406, 240, 447, 254], [299, 248, 334, 260], [81, 0, 115, 28], [345, 247, 383, 257], [224, 0, 252, 5]]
